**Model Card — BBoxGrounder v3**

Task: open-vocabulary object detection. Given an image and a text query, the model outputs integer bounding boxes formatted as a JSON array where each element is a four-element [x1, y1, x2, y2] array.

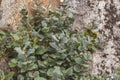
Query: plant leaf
[[36, 46, 46, 55], [74, 65, 81, 72], [49, 42, 58, 49], [65, 67, 73, 76], [47, 68, 54, 76], [10, 33, 19, 41], [5, 72, 14, 80], [53, 66, 62, 80]]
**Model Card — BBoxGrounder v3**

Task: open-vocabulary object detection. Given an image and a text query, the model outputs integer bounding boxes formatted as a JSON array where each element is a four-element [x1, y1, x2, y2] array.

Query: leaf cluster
[[0, 3, 103, 80]]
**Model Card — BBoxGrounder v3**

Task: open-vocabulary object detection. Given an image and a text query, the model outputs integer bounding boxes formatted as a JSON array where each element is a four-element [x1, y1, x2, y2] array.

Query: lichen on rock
[[66, 0, 120, 79]]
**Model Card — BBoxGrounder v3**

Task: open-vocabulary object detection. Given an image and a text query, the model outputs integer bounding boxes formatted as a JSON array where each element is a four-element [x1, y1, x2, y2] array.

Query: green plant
[[0, 3, 101, 80], [0, 70, 14, 80]]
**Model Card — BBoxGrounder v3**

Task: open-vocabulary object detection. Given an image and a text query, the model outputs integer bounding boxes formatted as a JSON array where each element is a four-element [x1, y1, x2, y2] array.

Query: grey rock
[[66, 0, 120, 79]]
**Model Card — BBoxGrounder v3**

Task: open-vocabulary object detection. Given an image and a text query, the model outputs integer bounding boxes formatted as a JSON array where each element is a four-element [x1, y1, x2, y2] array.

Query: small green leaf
[[39, 77, 46, 80], [5, 72, 14, 80], [27, 72, 33, 78], [27, 63, 38, 70], [42, 27, 49, 32], [53, 67, 62, 75], [34, 77, 40, 80], [37, 60, 45, 67], [60, 53, 67, 59], [14, 47, 24, 55], [27, 49, 35, 54], [75, 58, 83, 64], [67, 13, 73, 18], [8, 59, 17, 67], [34, 71, 39, 77], [52, 35, 59, 42], [53, 66, 63, 80], [41, 21, 47, 27], [24, 41, 31, 48], [74, 65, 81, 72], [32, 31, 39, 37], [10, 33, 19, 41], [52, 16, 59, 21], [82, 64, 90, 68], [0, 31, 6, 36], [49, 42, 58, 49], [65, 67, 73, 76], [47, 68, 54, 76], [17, 75, 24, 80], [61, 37, 68, 43], [0, 70, 5, 80], [36, 46, 46, 55]]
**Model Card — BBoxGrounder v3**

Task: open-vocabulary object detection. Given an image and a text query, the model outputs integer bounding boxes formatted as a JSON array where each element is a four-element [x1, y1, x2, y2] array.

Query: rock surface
[[66, 0, 120, 78], [0, 0, 61, 29]]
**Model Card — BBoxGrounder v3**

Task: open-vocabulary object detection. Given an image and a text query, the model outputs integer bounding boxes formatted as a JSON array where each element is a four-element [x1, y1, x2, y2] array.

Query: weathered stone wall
[[66, 0, 120, 79]]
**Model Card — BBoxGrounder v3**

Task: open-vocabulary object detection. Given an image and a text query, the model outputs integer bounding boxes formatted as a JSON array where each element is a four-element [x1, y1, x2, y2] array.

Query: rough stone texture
[[0, 57, 9, 74], [0, 0, 32, 29], [66, 0, 120, 79], [0, 0, 61, 29]]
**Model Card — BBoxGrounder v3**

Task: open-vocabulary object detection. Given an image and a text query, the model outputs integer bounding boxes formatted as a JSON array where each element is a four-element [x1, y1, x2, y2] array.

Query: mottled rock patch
[[66, 0, 120, 78]]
